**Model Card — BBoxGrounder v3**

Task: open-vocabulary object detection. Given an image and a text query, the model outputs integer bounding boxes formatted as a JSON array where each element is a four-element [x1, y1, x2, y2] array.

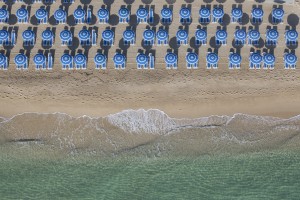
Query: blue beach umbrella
[[79, 29, 90, 40], [206, 53, 219, 65], [186, 52, 198, 68], [78, 29, 90, 45], [272, 8, 284, 23], [136, 8, 148, 23], [176, 29, 188, 45], [180, 8, 191, 19], [285, 30, 298, 46], [143, 29, 155, 45], [212, 7, 224, 23], [165, 52, 177, 68], [15, 54, 27, 65], [54, 8, 67, 23], [42, 30, 54, 46], [234, 29, 246, 45], [113, 54, 126, 65], [249, 52, 262, 68], [60, 30, 72, 45], [102, 30, 114, 41], [136, 54, 148, 65], [286, 30, 298, 40], [0, 53, 6, 65], [0, 30, 9, 44], [157, 29, 168, 45], [136, 53, 149, 68], [74, 54, 87, 68], [123, 30, 135, 45], [35, 8, 48, 22], [74, 8, 85, 19], [161, 8, 172, 24], [42, 30, 53, 40], [22, 30, 34, 40], [137, 8, 148, 18], [14, 53, 27, 69], [16, 8, 28, 23], [0, 53, 7, 69], [74, 8, 85, 23], [119, 7, 130, 23], [61, 54, 73, 69], [195, 29, 207, 45], [98, 8, 109, 23], [94, 53, 106, 64], [61, 54, 73, 65], [263, 53, 275, 68], [22, 30, 35, 46], [113, 53, 126, 69], [266, 29, 279, 45], [284, 53, 297, 66], [60, 30, 72, 40], [266, 29, 279, 40], [250, 53, 262, 64], [179, 7, 191, 24], [0, 8, 9, 23], [252, 8, 264, 23], [229, 53, 242, 66], [231, 8, 243, 23], [33, 53, 46, 69], [248, 30, 260, 40], [161, 8, 172, 18], [0, 30, 9, 38], [199, 7, 210, 23], [248, 30, 260, 45], [16, 8, 28, 19], [34, 54, 46, 65], [215, 30, 227, 45], [94, 53, 106, 69], [252, 8, 264, 18], [123, 30, 135, 40], [98, 8, 109, 19], [199, 7, 210, 18], [0, 8, 8, 18]]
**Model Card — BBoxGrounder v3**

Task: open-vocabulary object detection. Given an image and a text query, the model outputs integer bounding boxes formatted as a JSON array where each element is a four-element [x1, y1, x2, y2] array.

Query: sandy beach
[[2, 2, 300, 199], [1, 0, 300, 118]]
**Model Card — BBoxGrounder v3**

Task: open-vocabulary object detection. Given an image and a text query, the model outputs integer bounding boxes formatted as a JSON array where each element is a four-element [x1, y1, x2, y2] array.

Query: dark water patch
[[10, 138, 43, 143]]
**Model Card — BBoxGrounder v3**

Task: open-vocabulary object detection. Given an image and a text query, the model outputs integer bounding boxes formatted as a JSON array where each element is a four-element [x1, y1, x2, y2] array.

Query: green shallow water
[[1, 149, 300, 200]]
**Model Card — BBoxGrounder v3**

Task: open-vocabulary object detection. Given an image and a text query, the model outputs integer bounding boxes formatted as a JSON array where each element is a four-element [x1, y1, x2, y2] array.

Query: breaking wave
[[1, 109, 300, 157]]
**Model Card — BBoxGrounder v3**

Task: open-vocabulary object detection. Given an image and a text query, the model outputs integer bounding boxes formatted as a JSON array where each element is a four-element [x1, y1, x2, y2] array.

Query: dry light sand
[[1, 0, 300, 118]]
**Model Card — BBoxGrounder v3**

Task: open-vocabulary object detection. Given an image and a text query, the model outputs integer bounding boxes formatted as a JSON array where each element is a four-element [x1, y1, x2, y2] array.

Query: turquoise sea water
[[1, 111, 300, 199], [1, 149, 300, 200]]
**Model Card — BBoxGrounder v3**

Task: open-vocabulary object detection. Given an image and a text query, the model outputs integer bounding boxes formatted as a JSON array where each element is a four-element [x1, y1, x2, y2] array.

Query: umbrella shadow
[[287, 14, 299, 29], [165, 0, 176, 4], [241, 13, 249, 25], [109, 14, 119, 26], [124, 0, 134, 4], [80, 0, 91, 4], [142, 0, 153, 4], [103, 0, 114, 5]]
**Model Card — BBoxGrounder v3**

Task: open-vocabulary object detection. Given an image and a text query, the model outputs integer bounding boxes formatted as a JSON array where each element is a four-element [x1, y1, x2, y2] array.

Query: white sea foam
[[1, 109, 300, 155], [1, 109, 300, 135], [106, 109, 177, 134]]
